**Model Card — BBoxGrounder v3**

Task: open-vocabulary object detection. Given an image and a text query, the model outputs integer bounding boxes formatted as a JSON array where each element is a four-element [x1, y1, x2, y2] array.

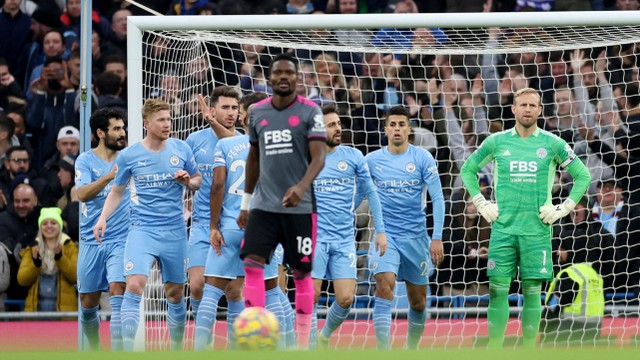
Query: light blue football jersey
[[313, 145, 370, 242], [365, 144, 444, 239], [186, 128, 241, 222], [114, 138, 198, 229], [76, 149, 130, 244], [212, 134, 251, 231]]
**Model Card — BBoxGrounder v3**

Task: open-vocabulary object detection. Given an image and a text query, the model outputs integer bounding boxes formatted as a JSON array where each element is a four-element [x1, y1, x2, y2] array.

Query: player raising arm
[[185, 86, 240, 319], [460, 88, 591, 349], [193, 92, 289, 350], [93, 99, 201, 351]]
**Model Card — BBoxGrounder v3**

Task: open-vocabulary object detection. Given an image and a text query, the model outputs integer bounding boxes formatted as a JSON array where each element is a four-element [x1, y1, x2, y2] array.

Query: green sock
[[488, 277, 511, 349], [521, 279, 542, 348]]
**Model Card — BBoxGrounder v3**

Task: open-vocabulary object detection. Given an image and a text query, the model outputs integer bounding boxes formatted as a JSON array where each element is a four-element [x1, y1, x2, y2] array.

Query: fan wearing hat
[[17, 207, 78, 312], [39, 126, 80, 204]]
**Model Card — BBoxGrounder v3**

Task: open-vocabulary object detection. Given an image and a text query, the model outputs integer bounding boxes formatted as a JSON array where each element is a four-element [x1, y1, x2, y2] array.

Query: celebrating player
[[460, 87, 591, 349], [94, 99, 202, 351], [365, 105, 445, 350], [237, 53, 327, 349], [76, 108, 128, 351], [193, 92, 288, 350], [312, 104, 387, 348], [185, 86, 239, 318]]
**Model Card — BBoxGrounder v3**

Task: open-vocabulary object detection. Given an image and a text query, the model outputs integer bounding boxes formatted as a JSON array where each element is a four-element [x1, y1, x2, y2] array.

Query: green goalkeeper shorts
[[487, 230, 553, 280]]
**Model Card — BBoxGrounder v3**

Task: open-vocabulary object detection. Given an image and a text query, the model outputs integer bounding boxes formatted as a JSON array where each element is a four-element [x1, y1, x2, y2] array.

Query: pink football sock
[[243, 258, 265, 308]]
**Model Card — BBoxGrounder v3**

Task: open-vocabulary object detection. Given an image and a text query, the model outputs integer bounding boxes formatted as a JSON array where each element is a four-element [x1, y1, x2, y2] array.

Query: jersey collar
[[510, 127, 540, 137]]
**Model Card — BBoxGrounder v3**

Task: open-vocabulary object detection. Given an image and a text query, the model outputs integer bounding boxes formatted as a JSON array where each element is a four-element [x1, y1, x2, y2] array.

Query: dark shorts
[[240, 209, 316, 273]]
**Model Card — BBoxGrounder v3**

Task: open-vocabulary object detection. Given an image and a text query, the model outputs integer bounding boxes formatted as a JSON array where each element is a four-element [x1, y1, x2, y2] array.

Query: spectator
[[60, 0, 111, 46], [591, 177, 640, 297], [555, 198, 616, 291], [541, 262, 604, 345], [0, 182, 41, 303], [26, 56, 76, 169], [0, 147, 48, 208], [0, 0, 31, 88], [104, 9, 131, 58], [332, 0, 371, 47], [439, 191, 491, 300], [17, 207, 78, 312], [6, 109, 33, 153], [167, 0, 216, 15], [0, 181, 40, 272], [615, 0, 639, 10], [55, 154, 75, 210], [196, 2, 222, 15], [66, 49, 80, 92], [578, 118, 640, 205], [23, 6, 62, 95], [0, 58, 25, 112], [95, 72, 126, 111], [26, 29, 67, 101], [313, 53, 348, 106], [0, 117, 19, 165], [286, 0, 316, 13], [91, 30, 105, 78], [39, 126, 79, 208], [104, 55, 128, 105], [0, 240, 10, 311]]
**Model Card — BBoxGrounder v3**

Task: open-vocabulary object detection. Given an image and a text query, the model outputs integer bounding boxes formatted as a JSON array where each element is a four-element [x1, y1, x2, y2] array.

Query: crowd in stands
[[0, 0, 638, 313]]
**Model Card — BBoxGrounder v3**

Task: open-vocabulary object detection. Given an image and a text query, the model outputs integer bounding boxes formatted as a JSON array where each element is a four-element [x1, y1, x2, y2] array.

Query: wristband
[[240, 192, 252, 211]]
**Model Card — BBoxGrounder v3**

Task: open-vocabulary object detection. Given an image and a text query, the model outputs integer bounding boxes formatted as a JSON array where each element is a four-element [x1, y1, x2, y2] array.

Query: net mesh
[[135, 24, 640, 349]]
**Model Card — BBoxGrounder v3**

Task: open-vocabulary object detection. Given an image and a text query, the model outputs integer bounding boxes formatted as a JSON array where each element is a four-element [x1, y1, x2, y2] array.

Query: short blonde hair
[[141, 98, 170, 120], [513, 87, 542, 106]]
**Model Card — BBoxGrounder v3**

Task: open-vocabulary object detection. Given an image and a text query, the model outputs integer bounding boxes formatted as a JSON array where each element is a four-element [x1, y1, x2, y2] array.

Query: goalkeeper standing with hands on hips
[[460, 88, 591, 349]]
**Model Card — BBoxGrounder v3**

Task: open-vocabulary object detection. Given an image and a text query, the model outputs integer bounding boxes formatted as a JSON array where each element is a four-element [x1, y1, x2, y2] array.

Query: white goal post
[[126, 11, 640, 350]]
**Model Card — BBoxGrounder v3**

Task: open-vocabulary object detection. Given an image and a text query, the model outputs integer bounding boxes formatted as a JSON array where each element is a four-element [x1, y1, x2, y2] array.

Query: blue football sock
[[109, 295, 124, 351], [227, 300, 244, 349], [407, 307, 427, 349], [278, 289, 296, 348], [310, 304, 318, 349], [266, 287, 286, 349], [120, 291, 142, 352], [167, 299, 187, 351], [373, 297, 392, 350], [190, 298, 202, 319], [321, 301, 351, 338], [194, 284, 224, 351], [80, 304, 100, 350]]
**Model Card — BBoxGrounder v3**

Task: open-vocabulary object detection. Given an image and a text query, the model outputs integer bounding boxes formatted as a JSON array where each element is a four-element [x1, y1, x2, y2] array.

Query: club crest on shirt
[[536, 148, 547, 159], [312, 114, 325, 132], [405, 162, 416, 173], [338, 161, 348, 171], [487, 259, 496, 270], [170, 155, 180, 166]]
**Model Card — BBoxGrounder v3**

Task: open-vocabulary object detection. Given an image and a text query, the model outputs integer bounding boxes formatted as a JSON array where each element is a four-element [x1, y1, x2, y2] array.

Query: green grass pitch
[[4, 348, 639, 360]]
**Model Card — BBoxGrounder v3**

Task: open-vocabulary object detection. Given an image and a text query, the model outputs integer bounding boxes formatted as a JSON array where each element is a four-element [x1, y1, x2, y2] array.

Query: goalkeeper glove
[[472, 194, 499, 223], [539, 198, 576, 224]]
